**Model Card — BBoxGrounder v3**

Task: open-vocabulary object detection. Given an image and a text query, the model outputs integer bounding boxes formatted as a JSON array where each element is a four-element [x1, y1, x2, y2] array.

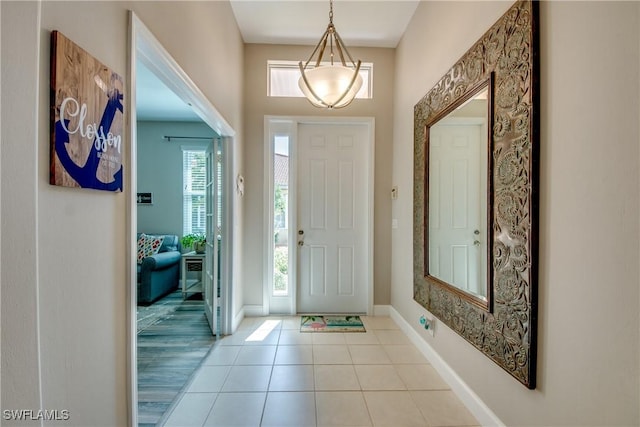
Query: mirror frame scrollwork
[[413, 0, 539, 389]]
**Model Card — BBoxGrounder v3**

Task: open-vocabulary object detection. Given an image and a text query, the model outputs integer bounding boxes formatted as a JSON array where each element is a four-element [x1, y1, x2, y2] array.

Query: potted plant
[[181, 233, 206, 254]]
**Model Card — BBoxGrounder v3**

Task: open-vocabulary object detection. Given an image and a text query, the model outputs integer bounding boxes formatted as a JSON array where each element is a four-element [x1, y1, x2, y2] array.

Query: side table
[[181, 251, 205, 299]]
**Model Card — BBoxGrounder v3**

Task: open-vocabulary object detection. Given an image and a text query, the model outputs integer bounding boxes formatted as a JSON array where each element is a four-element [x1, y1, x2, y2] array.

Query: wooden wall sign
[[50, 31, 124, 192]]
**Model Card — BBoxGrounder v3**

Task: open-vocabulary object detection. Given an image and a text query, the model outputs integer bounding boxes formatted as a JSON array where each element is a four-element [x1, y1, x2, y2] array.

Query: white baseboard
[[389, 306, 504, 427], [232, 307, 245, 333], [243, 304, 265, 317], [373, 304, 390, 316]]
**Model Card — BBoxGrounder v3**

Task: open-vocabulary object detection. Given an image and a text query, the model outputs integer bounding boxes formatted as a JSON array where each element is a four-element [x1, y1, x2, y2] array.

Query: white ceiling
[[136, 0, 420, 121], [230, 0, 420, 48], [136, 61, 202, 122]]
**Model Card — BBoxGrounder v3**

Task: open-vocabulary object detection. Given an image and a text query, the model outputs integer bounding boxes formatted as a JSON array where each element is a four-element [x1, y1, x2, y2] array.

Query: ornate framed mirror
[[413, 0, 539, 388]]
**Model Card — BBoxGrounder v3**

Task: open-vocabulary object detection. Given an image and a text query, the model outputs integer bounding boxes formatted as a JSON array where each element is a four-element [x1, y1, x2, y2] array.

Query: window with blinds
[[183, 149, 206, 236], [267, 60, 373, 99], [216, 149, 223, 239]]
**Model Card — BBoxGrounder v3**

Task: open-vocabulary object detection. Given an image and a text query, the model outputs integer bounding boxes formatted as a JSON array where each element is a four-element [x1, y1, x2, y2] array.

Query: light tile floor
[[161, 315, 479, 427]]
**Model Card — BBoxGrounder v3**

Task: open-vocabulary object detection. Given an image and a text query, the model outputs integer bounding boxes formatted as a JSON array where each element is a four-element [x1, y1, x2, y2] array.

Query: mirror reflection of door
[[428, 89, 488, 299], [429, 122, 484, 296]]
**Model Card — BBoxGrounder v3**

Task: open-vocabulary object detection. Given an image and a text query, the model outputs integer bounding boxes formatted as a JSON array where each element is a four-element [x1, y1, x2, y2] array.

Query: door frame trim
[[264, 116, 375, 316], [128, 12, 237, 425]]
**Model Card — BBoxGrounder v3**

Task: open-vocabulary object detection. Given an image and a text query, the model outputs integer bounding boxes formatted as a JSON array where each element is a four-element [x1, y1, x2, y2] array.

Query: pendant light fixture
[[298, 0, 363, 109]]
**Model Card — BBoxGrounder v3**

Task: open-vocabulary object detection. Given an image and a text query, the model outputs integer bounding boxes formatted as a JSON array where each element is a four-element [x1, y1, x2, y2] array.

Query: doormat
[[300, 315, 366, 333]]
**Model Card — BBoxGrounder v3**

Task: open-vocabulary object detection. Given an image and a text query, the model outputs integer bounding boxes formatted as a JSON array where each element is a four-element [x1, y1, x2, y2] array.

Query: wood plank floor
[[137, 291, 216, 426]]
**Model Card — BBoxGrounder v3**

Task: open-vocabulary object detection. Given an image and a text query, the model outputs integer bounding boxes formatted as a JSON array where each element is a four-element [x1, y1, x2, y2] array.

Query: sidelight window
[[273, 135, 290, 296]]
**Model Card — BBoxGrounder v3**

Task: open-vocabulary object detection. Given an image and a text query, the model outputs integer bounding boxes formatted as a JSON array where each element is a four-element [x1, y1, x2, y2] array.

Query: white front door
[[428, 122, 486, 296], [297, 123, 369, 314]]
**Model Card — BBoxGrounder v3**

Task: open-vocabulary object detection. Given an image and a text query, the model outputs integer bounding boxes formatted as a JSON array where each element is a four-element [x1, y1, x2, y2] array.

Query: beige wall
[[1, 1, 243, 425], [392, 1, 640, 426], [242, 44, 395, 309]]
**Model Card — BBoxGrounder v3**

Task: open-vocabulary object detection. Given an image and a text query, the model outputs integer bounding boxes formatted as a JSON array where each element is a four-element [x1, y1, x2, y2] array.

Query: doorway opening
[[129, 12, 237, 426]]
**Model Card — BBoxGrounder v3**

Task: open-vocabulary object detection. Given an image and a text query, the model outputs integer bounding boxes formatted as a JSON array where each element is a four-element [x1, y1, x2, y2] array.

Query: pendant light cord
[[329, 0, 333, 24]]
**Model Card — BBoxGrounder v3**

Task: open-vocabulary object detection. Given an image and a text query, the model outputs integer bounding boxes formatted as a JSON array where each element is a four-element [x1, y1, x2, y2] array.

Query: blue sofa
[[137, 234, 181, 305]]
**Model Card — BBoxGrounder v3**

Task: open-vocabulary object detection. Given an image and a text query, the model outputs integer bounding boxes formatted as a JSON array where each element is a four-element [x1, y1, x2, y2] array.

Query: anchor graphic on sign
[[54, 75, 123, 191]]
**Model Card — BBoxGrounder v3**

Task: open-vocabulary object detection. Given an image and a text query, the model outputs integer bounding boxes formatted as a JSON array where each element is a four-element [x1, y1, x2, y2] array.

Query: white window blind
[[267, 60, 373, 99], [183, 149, 206, 236], [216, 148, 223, 239]]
